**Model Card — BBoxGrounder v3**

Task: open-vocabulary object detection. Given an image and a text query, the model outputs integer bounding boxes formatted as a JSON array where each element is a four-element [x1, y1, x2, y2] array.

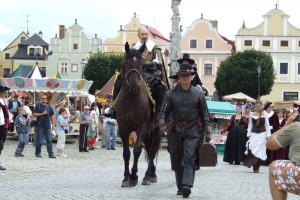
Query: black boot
[[182, 185, 191, 198], [154, 84, 167, 117]]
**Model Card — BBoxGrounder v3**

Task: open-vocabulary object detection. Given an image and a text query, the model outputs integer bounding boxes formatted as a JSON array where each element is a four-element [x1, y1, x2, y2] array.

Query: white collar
[[133, 40, 156, 52], [264, 110, 274, 118]]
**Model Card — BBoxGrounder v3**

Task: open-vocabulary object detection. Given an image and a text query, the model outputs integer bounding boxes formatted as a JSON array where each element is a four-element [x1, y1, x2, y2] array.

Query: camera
[[291, 107, 300, 122]]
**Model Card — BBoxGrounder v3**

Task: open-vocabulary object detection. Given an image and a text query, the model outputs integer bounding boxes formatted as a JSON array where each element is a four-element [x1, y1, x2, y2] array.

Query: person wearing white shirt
[[23, 99, 32, 145]]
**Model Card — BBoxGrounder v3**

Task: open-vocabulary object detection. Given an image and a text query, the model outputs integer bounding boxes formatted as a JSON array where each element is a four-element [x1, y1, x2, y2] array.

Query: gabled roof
[[3, 31, 28, 51], [8, 65, 33, 78], [21, 33, 48, 46]]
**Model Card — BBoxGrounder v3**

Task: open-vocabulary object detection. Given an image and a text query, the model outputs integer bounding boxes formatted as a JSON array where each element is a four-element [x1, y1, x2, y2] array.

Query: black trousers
[[79, 124, 89, 151], [0, 125, 7, 156], [169, 126, 201, 188]]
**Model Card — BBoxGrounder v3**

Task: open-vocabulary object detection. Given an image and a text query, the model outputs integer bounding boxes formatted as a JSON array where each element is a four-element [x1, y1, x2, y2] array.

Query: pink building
[[181, 16, 235, 97]]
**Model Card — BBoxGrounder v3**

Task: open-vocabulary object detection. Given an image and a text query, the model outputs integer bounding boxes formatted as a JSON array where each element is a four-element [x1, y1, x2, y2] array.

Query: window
[[206, 40, 212, 48], [5, 53, 10, 59], [283, 92, 298, 101], [71, 64, 78, 72], [40, 67, 46, 76], [73, 44, 78, 50], [204, 64, 212, 76], [280, 63, 288, 74], [262, 40, 270, 47], [190, 39, 197, 48], [3, 68, 10, 77], [61, 62, 68, 74], [21, 37, 26, 43], [298, 63, 300, 75], [244, 40, 252, 46], [280, 40, 288, 47], [34, 48, 41, 56], [29, 48, 34, 55]]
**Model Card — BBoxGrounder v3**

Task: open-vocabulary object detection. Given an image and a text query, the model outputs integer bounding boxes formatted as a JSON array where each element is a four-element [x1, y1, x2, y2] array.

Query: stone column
[[169, 0, 182, 87]]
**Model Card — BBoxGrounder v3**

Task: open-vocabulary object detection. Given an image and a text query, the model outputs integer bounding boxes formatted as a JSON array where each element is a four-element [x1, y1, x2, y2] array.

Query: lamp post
[[257, 65, 261, 100], [81, 59, 87, 79]]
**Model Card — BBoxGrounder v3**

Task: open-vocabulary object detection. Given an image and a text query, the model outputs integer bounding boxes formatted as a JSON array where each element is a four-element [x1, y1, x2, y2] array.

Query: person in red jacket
[[0, 86, 11, 170]]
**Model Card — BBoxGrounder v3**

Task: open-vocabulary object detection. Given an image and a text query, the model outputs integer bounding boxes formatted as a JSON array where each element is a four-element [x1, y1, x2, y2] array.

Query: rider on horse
[[112, 26, 168, 116]]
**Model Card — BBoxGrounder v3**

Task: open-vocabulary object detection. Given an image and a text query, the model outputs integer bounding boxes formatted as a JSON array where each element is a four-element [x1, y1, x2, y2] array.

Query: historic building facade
[[10, 32, 48, 76], [180, 16, 235, 96], [0, 32, 29, 77], [103, 13, 170, 71], [48, 19, 102, 79], [236, 8, 300, 101]]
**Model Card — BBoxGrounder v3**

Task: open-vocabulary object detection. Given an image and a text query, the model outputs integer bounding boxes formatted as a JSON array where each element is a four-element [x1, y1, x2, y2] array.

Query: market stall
[[207, 101, 236, 153], [0, 77, 93, 105]]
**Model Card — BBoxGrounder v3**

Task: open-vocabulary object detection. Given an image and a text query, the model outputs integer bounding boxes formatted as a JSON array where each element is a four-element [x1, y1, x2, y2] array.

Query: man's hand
[[287, 111, 298, 125], [204, 124, 212, 142]]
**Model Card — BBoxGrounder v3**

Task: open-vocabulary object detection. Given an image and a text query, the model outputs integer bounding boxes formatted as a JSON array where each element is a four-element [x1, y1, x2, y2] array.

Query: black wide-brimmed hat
[[177, 53, 195, 65], [0, 85, 10, 92], [169, 64, 195, 79]]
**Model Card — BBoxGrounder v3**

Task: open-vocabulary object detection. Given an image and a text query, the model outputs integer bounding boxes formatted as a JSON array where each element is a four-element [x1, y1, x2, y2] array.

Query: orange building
[[180, 16, 235, 97]]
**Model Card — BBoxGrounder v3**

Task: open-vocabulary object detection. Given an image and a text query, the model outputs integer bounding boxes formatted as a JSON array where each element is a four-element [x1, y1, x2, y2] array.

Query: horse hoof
[[129, 179, 138, 187], [150, 176, 157, 183], [121, 181, 129, 187], [141, 179, 151, 185]]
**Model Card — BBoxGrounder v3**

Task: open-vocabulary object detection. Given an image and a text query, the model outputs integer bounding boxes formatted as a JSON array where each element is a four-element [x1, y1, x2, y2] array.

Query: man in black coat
[[158, 64, 212, 198]]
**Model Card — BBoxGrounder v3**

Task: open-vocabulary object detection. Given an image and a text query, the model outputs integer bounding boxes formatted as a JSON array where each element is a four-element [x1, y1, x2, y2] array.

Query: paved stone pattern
[[0, 140, 299, 200]]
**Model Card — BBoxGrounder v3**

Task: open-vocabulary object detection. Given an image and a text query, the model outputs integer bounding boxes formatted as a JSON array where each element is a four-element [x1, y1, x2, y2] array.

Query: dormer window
[[28, 46, 42, 56]]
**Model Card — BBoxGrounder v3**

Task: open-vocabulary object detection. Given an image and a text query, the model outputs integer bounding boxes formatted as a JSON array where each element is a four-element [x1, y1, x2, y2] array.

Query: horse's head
[[123, 42, 145, 94]]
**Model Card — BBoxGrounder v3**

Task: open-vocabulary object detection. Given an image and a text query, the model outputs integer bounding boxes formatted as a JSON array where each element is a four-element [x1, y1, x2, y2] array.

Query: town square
[[0, 0, 300, 199]]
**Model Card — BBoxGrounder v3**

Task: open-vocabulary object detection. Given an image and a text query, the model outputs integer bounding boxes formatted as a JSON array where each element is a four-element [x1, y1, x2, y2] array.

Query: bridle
[[124, 69, 142, 86], [124, 55, 142, 86]]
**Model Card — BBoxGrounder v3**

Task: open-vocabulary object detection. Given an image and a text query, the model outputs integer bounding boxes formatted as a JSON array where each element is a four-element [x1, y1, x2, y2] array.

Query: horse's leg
[[121, 134, 131, 187], [142, 126, 160, 185], [129, 126, 145, 187]]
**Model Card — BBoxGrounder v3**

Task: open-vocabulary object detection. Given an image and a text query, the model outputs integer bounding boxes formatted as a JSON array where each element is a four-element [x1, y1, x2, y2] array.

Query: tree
[[84, 52, 124, 94], [214, 49, 275, 99]]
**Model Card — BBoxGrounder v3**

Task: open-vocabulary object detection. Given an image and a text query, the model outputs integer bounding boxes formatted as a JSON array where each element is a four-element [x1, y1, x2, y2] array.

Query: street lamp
[[257, 65, 262, 100], [81, 59, 87, 79]]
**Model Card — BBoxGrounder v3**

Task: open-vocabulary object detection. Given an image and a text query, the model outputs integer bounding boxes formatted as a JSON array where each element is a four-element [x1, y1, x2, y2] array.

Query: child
[[15, 107, 27, 157], [56, 108, 69, 157]]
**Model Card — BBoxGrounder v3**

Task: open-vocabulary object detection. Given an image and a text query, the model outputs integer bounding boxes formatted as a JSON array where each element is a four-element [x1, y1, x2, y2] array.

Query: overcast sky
[[1, 0, 300, 50]]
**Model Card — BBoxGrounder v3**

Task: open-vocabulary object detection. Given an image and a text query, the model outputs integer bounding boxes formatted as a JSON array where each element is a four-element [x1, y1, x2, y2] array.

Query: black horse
[[115, 42, 161, 187]]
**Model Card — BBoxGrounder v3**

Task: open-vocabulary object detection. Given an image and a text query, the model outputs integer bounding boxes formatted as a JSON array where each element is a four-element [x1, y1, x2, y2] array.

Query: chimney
[[59, 25, 65, 39], [38, 30, 43, 38]]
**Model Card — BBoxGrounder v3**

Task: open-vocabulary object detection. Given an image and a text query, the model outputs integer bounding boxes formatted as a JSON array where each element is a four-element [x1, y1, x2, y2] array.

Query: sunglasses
[[41, 98, 47, 100]]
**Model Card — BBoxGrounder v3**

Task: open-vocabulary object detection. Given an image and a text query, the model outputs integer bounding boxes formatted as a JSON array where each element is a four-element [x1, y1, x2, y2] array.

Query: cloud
[[0, 23, 13, 35]]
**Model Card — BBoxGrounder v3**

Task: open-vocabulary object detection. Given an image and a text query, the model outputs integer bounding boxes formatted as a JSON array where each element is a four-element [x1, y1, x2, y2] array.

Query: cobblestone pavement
[[0, 140, 299, 200]]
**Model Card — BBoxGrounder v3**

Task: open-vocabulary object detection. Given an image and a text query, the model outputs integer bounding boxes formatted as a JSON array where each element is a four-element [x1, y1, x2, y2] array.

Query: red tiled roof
[[218, 33, 236, 54], [143, 24, 170, 43]]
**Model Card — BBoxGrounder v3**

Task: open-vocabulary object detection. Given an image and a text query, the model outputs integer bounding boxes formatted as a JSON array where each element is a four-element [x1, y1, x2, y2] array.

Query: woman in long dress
[[243, 100, 271, 173], [223, 106, 248, 165], [88, 102, 99, 149]]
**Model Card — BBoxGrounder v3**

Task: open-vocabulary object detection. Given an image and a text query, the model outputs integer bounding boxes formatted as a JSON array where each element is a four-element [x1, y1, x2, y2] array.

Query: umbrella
[[223, 92, 256, 103]]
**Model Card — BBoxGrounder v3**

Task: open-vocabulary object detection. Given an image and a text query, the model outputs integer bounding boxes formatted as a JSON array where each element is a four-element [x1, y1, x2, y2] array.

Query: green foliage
[[214, 49, 275, 99], [84, 52, 124, 94]]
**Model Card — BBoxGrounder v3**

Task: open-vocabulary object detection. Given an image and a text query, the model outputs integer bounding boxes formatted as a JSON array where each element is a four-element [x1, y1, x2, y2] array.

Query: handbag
[[34, 104, 47, 133]]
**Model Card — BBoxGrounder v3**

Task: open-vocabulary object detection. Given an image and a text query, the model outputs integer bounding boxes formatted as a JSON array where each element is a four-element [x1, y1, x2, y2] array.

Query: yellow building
[[103, 13, 170, 65], [0, 32, 29, 77], [236, 8, 300, 102], [181, 16, 235, 96]]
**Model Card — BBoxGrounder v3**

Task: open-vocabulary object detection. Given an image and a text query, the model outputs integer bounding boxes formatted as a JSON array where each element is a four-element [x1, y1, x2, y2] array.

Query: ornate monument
[[169, 0, 182, 86]]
